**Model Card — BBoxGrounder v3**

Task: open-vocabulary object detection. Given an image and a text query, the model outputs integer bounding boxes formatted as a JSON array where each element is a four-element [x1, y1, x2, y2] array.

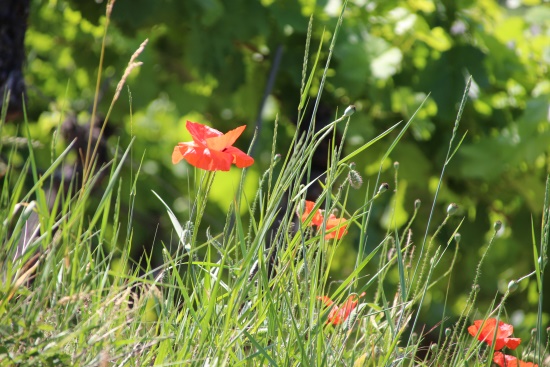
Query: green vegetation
[[0, 0, 548, 365]]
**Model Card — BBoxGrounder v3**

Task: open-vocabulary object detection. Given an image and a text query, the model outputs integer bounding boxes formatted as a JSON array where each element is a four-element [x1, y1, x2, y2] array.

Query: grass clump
[[0, 1, 547, 366]]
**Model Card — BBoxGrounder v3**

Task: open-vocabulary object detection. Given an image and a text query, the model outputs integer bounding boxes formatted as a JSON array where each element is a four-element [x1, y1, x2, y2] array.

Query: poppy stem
[[190, 170, 216, 247]]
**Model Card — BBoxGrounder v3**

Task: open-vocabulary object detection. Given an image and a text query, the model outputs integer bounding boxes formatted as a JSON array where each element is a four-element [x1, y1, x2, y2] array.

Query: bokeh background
[[7, 0, 550, 341]]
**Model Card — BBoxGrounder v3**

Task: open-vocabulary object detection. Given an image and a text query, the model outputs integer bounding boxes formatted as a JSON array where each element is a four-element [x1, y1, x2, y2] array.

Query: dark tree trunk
[[0, 0, 30, 120]]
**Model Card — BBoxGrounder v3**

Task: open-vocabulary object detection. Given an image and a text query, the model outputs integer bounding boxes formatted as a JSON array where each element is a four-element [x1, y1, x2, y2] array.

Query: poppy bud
[[494, 220, 502, 232], [430, 343, 438, 352], [378, 182, 389, 193], [273, 154, 281, 163], [447, 203, 459, 216], [348, 170, 363, 189], [414, 199, 421, 209], [394, 161, 399, 170], [508, 280, 518, 292], [454, 233, 461, 243], [349, 162, 356, 170], [445, 328, 451, 337], [344, 105, 356, 117]]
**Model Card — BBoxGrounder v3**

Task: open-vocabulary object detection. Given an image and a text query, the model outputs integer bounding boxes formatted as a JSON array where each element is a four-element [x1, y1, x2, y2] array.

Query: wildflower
[[300, 200, 348, 240], [467, 318, 521, 350], [300, 200, 324, 227], [493, 352, 538, 367], [324, 213, 348, 239], [318, 292, 366, 325], [172, 121, 254, 171]]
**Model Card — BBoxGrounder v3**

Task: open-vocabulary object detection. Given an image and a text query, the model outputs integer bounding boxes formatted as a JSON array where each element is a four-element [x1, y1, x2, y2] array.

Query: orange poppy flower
[[317, 292, 366, 325], [467, 318, 521, 350], [493, 352, 538, 367], [300, 200, 324, 227], [300, 201, 348, 239], [324, 213, 348, 240], [172, 121, 254, 171]]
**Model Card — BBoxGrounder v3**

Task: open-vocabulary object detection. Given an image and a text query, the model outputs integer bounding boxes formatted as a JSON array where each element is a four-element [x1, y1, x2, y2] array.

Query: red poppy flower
[[172, 121, 254, 171], [324, 213, 348, 240], [468, 319, 521, 350], [317, 292, 366, 325], [300, 200, 324, 227], [300, 201, 348, 239], [493, 352, 538, 367]]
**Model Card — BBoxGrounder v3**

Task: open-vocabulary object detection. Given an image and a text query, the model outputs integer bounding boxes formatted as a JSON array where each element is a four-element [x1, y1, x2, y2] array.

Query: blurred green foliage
[[18, 0, 550, 337]]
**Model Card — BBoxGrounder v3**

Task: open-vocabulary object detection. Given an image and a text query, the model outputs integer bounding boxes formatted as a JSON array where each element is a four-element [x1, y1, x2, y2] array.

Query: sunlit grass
[[0, 1, 547, 366]]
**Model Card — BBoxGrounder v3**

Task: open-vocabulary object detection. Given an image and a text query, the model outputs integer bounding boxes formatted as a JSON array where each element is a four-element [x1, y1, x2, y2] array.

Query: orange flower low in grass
[[317, 292, 366, 325], [172, 121, 254, 171], [468, 318, 521, 350], [324, 213, 348, 239], [493, 352, 538, 367], [300, 200, 324, 227], [300, 200, 348, 240]]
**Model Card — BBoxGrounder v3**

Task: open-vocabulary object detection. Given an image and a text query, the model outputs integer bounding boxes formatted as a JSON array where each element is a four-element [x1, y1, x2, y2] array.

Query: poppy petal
[[328, 306, 342, 325], [223, 146, 254, 168], [325, 215, 348, 239], [206, 125, 247, 151], [472, 319, 496, 341], [468, 319, 521, 351], [301, 201, 324, 227], [317, 296, 334, 307], [505, 337, 521, 350], [499, 322, 514, 337], [494, 338, 507, 351], [319, 293, 365, 325], [207, 149, 234, 171], [186, 120, 223, 144], [172, 145, 184, 164], [180, 145, 232, 171], [493, 352, 517, 367]]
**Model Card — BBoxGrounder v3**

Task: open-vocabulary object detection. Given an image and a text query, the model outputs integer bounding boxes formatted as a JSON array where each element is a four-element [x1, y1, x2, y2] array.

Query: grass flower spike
[[493, 352, 538, 367], [318, 292, 366, 325], [172, 120, 254, 171], [468, 319, 521, 350]]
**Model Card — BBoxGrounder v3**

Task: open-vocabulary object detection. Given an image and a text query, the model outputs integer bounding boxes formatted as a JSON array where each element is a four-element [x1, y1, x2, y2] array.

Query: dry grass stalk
[[113, 38, 148, 103]]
